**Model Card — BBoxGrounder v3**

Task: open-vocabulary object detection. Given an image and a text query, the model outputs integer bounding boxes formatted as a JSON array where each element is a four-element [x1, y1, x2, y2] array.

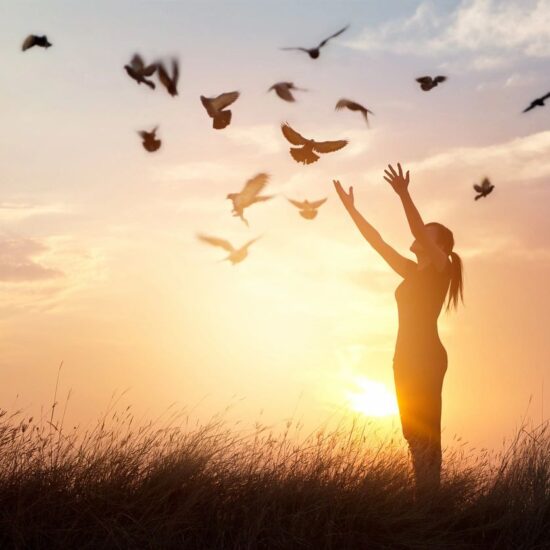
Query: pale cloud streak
[[347, 0, 550, 70]]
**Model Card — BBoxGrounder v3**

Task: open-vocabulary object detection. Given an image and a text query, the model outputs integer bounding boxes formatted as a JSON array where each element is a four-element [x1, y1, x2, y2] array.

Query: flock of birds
[[21, 27, 550, 264]]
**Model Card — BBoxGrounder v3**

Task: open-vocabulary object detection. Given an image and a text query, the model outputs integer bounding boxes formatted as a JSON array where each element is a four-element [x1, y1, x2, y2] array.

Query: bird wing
[[288, 198, 306, 209], [473, 184, 483, 192], [142, 63, 157, 76], [130, 54, 145, 71], [171, 58, 179, 85], [309, 198, 327, 209], [280, 47, 309, 52], [22, 35, 36, 51], [281, 123, 308, 145], [156, 62, 171, 90], [312, 139, 348, 153], [335, 99, 353, 111], [522, 103, 536, 113], [416, 76, 432, 84], [210, 91, 239, 111], [240, 173, 269, 199], [318, 25, 349, 47], [542, 92, 550, 101], [197, 234, 234, 252], [275, 85, 294, 102], [434, 76, 447, 83], [242, 237, 260, 250]]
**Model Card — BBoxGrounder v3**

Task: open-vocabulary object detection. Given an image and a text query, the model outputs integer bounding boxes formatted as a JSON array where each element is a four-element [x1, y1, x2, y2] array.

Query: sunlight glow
[[347, 377, 399, 417]]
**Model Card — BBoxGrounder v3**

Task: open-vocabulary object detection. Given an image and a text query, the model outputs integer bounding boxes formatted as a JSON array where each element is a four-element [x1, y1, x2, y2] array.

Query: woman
[[334, 163, 463, 495]]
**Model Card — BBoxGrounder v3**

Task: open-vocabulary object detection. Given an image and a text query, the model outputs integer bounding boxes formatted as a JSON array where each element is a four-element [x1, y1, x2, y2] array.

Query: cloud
[[0, 202, 70, 222], [222, 124, 284, 155], [347, 0, 550, 70], [362, 130, 550, 185], [0, 237, 63, 282]]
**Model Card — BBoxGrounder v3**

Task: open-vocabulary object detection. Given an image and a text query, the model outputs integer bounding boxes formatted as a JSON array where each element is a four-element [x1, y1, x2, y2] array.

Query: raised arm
[[333, 180, 416, 278], [383, 163, 448, 271]]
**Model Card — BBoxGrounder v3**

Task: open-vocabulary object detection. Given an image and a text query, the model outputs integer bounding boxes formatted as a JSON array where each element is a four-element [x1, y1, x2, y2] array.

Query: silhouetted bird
[[124, 54, 157, 89], [197, 234, 260, 265], [523, 92, 550, 112], [281, 25, 349, 59], [281, 123, 348, 165], [200, 91, 240, 129], [416, 75, 447, 91], [22, 35, 52, 51], [473, 178, 494, 200], [287, 197, 327, 220], [335, 99, 374, 126], [269, 82, 307, 102], [227, 173, 273, 226], [156, 58, 179, 96], [138, 127, 161, 152]]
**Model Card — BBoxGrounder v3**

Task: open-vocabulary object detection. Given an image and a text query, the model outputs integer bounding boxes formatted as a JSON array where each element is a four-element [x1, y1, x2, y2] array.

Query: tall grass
[[0, 400, 548, 549]]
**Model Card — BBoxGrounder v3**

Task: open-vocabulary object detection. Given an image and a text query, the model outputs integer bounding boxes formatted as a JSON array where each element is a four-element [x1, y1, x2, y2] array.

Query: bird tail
[[474, 194, 482, 201], [213, 110, 232, 130], [144, 79, 156, 90], [290, 147, 319, 165]]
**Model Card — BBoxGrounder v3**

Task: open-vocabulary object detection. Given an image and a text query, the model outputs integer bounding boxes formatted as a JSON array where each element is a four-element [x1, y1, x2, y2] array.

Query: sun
[[346, 377, 399, 417]]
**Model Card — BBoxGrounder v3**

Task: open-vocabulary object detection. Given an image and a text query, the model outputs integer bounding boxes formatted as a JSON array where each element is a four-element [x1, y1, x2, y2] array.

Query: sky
[[1, 0, 550, 451]]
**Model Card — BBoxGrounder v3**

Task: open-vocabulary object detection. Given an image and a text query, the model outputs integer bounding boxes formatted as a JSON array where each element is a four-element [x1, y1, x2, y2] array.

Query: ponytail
[[425, 221, 464, 312], [446, 251, 464, 311]]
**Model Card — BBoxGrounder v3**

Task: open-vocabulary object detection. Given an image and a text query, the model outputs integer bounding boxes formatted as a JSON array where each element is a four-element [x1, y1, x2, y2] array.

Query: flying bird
[[335, 99, 374, 126], [22, 35, 52, 51], [138, 127, 161, 152], [287, 198, 327, 220], [281, 25, 349, 59], [200, 91, 240, 129], [197, 234, 260, 265], [124, 54, 157, 89], [473, 177, 494, 200], [281, 123, 348, 165], [522, 92, 550, 113], [156, 58, 179, 96], [416, 75, 447, 91], [226, 173, 273, 226], [269, 82, 307, 102]]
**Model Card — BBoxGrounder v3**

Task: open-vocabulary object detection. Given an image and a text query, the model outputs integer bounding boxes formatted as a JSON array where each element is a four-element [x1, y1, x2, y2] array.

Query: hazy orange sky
[[1, 0, 550, 450]]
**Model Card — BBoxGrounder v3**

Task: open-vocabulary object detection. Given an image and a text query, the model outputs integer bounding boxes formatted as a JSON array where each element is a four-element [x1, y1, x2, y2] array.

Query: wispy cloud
[[347, 0, 550, 70], [0, 237, 63, 282]]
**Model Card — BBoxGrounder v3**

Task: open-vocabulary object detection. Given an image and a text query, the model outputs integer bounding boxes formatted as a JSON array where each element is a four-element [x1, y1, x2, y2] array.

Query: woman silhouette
[[334, 163, 463, 495]]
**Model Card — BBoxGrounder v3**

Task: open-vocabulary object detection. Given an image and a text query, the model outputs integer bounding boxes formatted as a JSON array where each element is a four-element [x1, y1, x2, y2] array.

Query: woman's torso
[[393, 262, 451, 369]]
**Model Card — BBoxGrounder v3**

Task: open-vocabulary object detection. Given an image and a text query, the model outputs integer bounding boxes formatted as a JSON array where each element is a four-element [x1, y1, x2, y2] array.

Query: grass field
[[0, 399, 548, 550]]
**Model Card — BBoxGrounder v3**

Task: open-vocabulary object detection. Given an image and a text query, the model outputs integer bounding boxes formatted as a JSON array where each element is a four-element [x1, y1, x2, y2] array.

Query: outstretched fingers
[[397, 163, 403, 178], [387, 164, 398, 177]]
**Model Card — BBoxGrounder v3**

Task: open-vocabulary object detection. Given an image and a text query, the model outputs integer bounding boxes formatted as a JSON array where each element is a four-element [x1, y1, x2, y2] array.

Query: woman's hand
[[333, 179, 355, 211], [383, 163, 410, 196]]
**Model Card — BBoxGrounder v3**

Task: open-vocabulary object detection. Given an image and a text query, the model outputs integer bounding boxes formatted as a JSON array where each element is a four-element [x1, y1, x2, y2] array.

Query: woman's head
[[409, 222, 454, 256], [411, 222, 464, 311]]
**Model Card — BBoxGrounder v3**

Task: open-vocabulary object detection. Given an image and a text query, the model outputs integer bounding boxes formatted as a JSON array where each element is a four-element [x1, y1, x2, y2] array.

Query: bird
[[335, 99, 374, 126], [280, 123, 348, 165], [197, 234, 260, 265], [138, 127, 161, 152], [22, 34, 52, 51], [281, 25, 349, 59], [156, 58, 179, 96], [416, 75, 447, 91], [268, 82, 307, 102], [473, 177, 494, 200], [124, 54, 157, 89], [523, 92, 550, 112], [287, 198, 327, 220], [226, 173, 273, 226], [200, 91, 240, 129]]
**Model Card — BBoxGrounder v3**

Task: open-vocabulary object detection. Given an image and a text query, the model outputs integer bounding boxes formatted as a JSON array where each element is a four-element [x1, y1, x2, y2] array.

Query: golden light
[[347, 376, 399, 417]]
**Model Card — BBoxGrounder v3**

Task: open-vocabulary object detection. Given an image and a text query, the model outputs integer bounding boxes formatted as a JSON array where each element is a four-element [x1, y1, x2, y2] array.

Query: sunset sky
[[1, 0, 550, 451]]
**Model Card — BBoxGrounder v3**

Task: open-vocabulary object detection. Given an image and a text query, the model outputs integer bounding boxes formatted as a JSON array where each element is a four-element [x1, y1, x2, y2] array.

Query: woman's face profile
[[410, 225, 440, 255]]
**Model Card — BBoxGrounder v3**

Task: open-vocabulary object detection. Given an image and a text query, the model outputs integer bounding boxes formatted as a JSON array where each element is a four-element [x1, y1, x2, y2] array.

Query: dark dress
[[393, 261, 451, 490]]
